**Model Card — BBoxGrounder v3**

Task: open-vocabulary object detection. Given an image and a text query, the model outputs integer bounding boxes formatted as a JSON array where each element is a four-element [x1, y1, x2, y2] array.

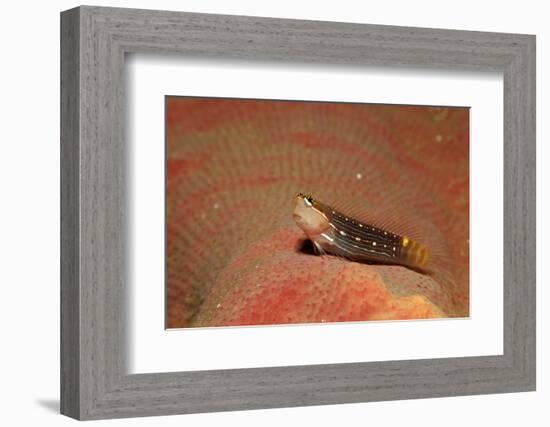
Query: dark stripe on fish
[[329, 213, 399, 248], [332, 233, 398, 260]]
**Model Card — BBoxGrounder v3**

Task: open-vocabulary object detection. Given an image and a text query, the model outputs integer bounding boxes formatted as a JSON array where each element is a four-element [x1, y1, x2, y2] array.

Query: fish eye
[[295, 192, 314, 206]]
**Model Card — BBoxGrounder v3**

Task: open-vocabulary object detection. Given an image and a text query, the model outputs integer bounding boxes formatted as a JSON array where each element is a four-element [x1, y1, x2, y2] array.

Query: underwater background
[[166, 97, 469, 328]]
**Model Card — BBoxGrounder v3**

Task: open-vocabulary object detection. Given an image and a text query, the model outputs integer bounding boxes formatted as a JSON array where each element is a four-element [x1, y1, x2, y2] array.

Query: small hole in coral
[[296, 238, 316, 256]]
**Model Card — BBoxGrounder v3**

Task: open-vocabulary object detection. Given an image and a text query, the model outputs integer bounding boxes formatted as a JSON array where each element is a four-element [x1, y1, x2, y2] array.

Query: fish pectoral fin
[[312, 240, 326, 256]]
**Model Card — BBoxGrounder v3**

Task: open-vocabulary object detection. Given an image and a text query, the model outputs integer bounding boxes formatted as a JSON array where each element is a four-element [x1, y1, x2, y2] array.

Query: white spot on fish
[[359, 223, 363, 228], [355, 237, 361, 242], [356, 172, 363, 180], [393, 246, 396, 251], [321, 232, 334, 242], [216, 303, 222, 309], [372, 242, 377, 246], [340, 230, 346, 236]]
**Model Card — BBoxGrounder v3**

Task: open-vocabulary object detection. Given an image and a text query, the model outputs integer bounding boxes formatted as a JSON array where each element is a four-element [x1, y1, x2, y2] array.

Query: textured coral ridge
[[194, 227, 445, 327], [166, 98, 469, 328]]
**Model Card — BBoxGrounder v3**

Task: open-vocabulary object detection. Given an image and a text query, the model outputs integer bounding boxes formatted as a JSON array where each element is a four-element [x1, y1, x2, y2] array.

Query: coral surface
[[166, 98, 469, 328]]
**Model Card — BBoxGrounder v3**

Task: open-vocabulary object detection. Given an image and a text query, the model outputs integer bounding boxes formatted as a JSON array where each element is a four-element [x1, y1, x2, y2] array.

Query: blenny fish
[[293, 193, 430, 272]]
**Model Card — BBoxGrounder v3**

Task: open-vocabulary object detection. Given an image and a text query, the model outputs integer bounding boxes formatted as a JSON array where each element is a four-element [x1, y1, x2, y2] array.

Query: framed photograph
[[60, 5, 535, 420], [164, 97, 470, 329]]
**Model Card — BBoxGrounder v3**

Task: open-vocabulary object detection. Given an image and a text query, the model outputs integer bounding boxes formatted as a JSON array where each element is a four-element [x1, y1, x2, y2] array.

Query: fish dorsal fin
[[315, 193, 426, 244]]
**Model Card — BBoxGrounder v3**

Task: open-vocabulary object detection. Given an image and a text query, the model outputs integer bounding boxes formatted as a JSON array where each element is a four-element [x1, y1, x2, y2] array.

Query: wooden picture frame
[[60, 5, 536, 420]]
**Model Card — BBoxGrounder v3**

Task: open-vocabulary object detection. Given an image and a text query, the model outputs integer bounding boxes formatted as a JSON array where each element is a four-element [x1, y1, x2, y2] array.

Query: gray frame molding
[[60, 5, 536, 420]]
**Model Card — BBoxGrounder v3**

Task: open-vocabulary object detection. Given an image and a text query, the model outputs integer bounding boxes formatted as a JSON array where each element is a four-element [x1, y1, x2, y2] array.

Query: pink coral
[[166, 99, 469, 328]]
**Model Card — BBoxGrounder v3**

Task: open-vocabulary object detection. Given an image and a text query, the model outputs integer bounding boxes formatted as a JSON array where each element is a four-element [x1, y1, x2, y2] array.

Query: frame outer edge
[[527, 35, 536, 390], [519, 34, 536, 389], [502, 34, 536, 391], [60, 5, 537, 420], [60, 6, 81, 420]]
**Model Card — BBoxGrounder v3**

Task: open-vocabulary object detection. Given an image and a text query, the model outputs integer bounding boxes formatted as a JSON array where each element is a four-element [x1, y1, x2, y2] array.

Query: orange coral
[[166, 98, 469, 328]]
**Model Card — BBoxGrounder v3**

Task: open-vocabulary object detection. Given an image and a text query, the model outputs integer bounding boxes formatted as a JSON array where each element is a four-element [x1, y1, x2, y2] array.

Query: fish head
[[293, 193, 330, 237]]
